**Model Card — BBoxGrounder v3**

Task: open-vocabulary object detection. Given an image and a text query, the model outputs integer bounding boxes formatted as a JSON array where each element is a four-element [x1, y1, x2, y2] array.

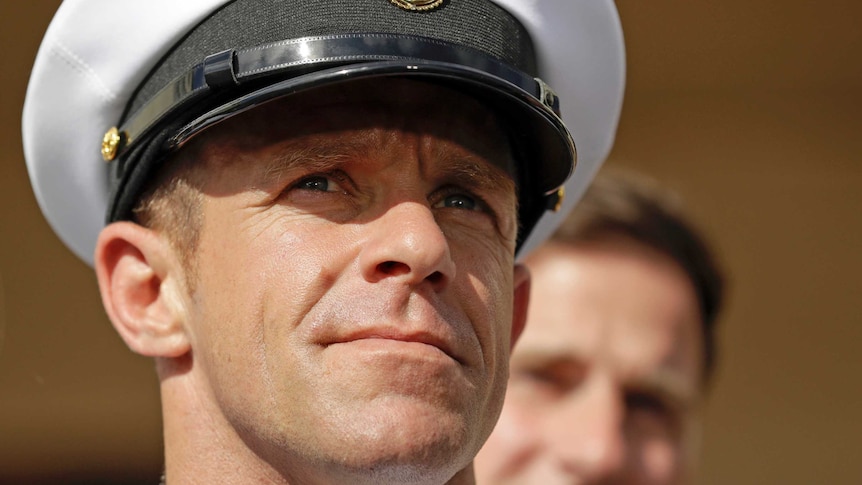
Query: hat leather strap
[[117, 33, 560, 160]]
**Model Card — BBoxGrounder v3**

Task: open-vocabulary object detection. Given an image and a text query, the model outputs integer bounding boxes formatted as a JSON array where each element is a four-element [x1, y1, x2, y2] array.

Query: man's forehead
[[515, 245, 705, 394]]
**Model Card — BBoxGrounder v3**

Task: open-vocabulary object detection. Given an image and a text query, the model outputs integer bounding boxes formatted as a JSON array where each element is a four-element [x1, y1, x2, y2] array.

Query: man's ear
[[510, 263, 531, 349], [94, 221, 190, 358]]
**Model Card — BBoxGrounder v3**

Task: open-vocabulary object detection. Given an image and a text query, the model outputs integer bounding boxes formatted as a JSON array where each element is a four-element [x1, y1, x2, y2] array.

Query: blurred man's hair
[[554, 170, 726, 382]]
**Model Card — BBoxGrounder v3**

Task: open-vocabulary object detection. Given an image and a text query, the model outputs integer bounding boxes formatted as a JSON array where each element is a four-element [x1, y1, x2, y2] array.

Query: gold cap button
[[553, 186, 565, 212], [101, 127, 122, 162]]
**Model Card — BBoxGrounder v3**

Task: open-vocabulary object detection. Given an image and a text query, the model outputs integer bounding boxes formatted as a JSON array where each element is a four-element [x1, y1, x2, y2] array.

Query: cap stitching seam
[[52, 41, 117, 103]]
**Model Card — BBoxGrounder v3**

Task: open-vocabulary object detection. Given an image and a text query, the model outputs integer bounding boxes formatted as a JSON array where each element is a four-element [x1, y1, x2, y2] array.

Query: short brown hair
[[131, 147, 205, 281], [553, 170, 725, 382]]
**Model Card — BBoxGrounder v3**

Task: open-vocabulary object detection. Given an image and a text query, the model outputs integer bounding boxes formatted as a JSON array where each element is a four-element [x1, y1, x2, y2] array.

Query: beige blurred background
[[2, 1, 860, 484]]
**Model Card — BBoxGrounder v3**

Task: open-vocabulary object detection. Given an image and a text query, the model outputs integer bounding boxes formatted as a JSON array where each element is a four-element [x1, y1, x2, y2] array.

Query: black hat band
[[117, 33, 562, 161]]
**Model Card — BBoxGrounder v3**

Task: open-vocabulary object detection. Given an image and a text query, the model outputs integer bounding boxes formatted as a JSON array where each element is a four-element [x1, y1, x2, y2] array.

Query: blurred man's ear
[[510, 263, 531, 349], [94, 222, 190, 358]]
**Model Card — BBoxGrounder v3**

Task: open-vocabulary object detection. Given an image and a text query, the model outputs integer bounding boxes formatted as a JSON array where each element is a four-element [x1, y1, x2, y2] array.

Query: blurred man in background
[[475, 171, 725, 484]]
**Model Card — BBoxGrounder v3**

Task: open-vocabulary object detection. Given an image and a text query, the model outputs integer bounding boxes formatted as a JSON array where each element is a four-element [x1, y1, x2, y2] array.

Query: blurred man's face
[[475, 238, 704, 485]]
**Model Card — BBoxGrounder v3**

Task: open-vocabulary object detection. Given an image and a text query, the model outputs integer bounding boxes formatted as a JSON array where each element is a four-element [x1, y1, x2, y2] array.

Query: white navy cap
[[23, 0, 625, 265]]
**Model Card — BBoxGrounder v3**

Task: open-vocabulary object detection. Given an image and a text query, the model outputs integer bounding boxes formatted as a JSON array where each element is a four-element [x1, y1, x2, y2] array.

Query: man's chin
[[320, 401, 479, 480]]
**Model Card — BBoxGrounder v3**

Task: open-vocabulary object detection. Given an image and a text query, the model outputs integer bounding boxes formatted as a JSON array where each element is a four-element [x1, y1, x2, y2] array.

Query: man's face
[[172, 80, 523, 481], [475, 239, 704, 485]]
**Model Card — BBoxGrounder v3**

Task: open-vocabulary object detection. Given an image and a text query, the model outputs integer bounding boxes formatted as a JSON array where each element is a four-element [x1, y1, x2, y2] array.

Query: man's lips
[[327, 329, 464, 365]]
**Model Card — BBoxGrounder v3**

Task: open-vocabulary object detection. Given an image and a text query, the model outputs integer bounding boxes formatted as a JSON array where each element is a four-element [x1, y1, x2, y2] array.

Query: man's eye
[[432, 187, 486, 212], [510, 368, 560, 397], [440, 193, 478, 210], [295, 174, 344, 193], [625, 391, 683, 439], [512, 363, 586, 395], [626, 392, 672, 419]]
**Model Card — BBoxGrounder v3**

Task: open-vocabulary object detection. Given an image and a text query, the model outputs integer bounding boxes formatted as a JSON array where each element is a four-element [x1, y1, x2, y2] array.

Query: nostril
[[377, 260, 410, 276], [426, 271, 445, 286], [374, 262, 447, 288]]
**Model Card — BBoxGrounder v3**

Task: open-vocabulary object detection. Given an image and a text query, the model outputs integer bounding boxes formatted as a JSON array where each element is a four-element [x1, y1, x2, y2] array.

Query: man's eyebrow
[[259, 141, 359, 187], [436, 150, 517, 198], [259, 138, 518, 195]]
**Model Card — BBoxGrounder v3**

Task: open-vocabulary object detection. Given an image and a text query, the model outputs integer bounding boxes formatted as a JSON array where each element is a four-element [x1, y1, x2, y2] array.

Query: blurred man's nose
[[359, 201, 455, 291], [545, 376, 626, 482]]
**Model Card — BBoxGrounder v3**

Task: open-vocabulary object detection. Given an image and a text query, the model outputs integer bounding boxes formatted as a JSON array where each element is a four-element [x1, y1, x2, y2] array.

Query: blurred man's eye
[[628, 391, 667, 413], [625, 391, 682, 439], [522, 368, 561, 387], [511, 361, 587, 397]]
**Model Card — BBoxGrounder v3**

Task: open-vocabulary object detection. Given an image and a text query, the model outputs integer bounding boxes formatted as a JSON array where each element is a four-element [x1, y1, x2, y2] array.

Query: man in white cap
[[23, 1, 624, 483]]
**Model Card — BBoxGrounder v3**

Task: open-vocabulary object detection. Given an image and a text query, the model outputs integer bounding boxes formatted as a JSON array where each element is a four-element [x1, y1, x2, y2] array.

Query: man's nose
[[358, 201, 456, 291], [546, 378, 626, 481]]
